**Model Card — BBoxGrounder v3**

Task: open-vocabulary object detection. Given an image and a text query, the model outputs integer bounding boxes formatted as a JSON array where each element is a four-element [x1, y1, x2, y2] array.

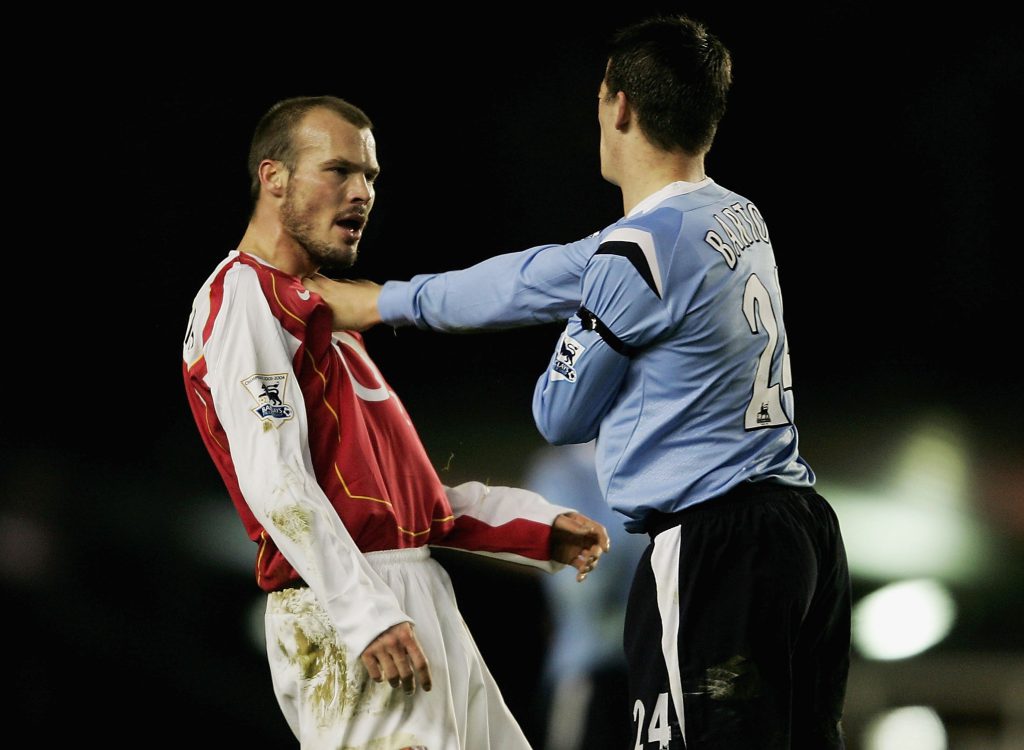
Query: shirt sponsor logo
[[550, 333, 585, 383], [242, 373, 295, 426]]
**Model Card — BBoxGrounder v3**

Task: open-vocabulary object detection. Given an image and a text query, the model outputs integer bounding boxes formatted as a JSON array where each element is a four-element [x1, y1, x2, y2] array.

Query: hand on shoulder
[[302, 274, 384, 331]]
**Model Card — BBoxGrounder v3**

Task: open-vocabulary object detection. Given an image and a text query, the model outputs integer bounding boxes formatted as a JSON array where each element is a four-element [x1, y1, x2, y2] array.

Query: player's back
[[586, 181, 814, 529]]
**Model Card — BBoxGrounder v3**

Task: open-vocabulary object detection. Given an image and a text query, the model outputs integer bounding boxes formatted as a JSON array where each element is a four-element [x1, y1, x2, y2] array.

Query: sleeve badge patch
[[242, 373, 295, 427], [550, 333, 586, 383]]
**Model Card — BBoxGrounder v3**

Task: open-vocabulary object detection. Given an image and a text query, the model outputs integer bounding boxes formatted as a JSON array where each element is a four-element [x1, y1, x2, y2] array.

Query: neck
[[236, 206, 313, 277], [616, 144, 706, 216]]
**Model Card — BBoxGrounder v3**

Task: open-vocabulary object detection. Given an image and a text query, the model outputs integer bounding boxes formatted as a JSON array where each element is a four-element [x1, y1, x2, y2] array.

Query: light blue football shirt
[[379, 179, 814, 531]]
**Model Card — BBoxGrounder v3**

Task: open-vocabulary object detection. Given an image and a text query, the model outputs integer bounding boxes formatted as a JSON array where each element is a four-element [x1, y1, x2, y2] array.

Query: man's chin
[[312, 245, 358, 276]]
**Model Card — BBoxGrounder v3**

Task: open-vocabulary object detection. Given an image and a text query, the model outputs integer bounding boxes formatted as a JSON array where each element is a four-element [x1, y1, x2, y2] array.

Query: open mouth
[[335, 215, 366, 239]]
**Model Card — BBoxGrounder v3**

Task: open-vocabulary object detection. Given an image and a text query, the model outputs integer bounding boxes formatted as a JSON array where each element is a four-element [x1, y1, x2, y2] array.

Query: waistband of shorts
[[364, 545, 431, 567], [641, 480, 815, 539], [271, 546, 431, 592]]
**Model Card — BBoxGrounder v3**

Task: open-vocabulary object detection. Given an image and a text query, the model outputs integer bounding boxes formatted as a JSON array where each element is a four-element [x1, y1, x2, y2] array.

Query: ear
[[258, 159, 287, 198], [613, 90, 631, 131]]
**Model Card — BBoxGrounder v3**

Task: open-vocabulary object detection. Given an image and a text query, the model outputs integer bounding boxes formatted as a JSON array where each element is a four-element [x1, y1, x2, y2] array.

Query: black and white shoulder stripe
[[595, 228, 663, 299]]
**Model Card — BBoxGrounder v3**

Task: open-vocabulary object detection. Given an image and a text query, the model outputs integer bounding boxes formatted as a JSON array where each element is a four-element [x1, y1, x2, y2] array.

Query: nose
[[348, 173, 373, 204]]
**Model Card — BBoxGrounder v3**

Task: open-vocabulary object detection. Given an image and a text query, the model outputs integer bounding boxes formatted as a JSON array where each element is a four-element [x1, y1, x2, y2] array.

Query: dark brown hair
[[605, 14, 732, 155]]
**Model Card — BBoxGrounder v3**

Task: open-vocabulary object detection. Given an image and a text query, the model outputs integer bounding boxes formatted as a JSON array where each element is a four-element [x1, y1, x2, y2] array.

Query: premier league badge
[[243, 373, 295, 427]]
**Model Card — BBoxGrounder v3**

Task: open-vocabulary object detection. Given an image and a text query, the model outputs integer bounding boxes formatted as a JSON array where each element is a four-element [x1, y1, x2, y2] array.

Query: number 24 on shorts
[[633, 692, 674, 749]]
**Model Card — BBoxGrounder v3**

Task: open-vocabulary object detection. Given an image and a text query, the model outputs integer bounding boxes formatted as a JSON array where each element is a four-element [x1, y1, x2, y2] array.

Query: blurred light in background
[[820, 413, 996, 583], [248, 596, 268, 653], [180, 500, 271, 653], [0, 514, 55, 584], [853, 579, 956, 660], [818, 409, 1024, 747], [177, 499, 255, 572], [862, 705, 947, 750]]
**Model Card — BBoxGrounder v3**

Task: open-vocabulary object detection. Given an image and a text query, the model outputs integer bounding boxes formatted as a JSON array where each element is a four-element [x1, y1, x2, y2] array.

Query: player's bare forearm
[[302, 274, 383, 331], [551, 511, 611, 582], [360, 621, 433, 695]]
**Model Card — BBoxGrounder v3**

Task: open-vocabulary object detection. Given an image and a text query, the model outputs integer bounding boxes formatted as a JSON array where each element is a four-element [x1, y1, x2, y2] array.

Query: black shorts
[[624, 481, 851, 749]]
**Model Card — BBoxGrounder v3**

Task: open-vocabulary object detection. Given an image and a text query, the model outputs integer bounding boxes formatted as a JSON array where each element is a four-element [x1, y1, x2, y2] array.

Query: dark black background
[[8, 4, 1021, 746]]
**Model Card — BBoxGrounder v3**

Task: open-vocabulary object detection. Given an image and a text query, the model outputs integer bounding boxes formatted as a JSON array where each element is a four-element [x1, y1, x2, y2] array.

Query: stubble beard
[[280, 190, 358, 274]]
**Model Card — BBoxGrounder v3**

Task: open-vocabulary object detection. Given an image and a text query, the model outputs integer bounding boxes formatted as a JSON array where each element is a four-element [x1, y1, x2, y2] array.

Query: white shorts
[[265, 546, 533, 750]]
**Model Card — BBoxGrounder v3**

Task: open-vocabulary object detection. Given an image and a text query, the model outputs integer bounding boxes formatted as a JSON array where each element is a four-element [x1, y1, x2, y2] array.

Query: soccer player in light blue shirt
[[376, 177, 814, 532], [307, 14, 851, 749]]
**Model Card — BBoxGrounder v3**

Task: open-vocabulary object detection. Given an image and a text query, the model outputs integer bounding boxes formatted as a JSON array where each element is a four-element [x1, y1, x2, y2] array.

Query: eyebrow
[[322, 157, 380, 181]]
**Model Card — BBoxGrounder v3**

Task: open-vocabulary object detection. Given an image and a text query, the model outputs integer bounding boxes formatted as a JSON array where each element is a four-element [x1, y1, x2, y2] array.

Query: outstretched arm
[[303, 237, 598, 332]]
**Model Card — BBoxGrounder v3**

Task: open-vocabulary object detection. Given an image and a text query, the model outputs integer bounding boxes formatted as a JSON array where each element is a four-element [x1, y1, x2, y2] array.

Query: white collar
[[234, 249, 281, 271], [627, 177, 714, 218]]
